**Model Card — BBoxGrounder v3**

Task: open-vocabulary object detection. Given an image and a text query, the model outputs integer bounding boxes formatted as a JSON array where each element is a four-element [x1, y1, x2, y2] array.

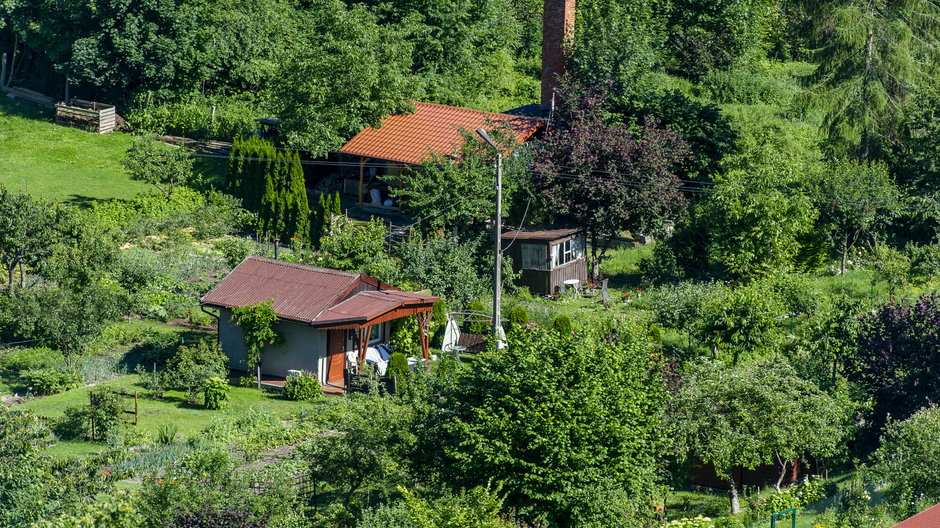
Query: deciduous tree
[[122, 137, 194, 200], [533, 82, 689, 279], [428, 326, 668, 527], [670, 360, 853, 514]]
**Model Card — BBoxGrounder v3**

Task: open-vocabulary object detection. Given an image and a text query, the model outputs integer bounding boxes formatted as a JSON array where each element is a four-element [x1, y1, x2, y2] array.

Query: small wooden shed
[[55, 99, 116, 134], [502, 226, 588, 296]]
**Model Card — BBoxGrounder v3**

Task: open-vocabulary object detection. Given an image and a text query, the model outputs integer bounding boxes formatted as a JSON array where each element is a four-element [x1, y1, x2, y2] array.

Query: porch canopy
[[201, 256, 439, 364]]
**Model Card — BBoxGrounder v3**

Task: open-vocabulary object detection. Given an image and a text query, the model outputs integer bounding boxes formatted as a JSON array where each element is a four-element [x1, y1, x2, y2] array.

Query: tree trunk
[[728, 473, 741, 515], [18, 259, 24, 288], [841, 235, 849, 275], [589, 228, 600, 281], [862, 23, 874, 158], [774, 454, 788, 493]]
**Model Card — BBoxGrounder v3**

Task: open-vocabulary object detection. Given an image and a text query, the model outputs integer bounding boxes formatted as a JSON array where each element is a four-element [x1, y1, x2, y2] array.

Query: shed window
[[553, 236, 583, 267]]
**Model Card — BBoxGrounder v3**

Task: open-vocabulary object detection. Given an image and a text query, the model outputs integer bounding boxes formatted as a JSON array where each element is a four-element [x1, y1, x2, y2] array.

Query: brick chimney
[[541, 0, 575, 108]]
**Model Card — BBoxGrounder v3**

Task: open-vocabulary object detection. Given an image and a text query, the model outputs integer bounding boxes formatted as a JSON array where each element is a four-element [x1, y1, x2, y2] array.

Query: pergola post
[[358, 325, 371, 372], [416, 312, 430, 365]]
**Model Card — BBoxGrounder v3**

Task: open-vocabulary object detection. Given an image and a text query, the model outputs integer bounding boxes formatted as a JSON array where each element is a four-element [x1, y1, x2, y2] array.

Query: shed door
[[327, 330, 345, 387]]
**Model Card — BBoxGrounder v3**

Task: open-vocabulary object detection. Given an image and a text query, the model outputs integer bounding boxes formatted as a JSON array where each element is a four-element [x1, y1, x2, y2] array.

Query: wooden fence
[[55, 98, 116, 134]]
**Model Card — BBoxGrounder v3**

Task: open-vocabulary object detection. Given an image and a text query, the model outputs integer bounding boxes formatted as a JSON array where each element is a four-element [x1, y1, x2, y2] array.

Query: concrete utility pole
[[476, 128, 502, 340]]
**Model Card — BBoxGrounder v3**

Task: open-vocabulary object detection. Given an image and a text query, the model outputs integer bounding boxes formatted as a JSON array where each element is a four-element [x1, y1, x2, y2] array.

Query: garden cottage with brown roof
[[201, 256, 438, 392]]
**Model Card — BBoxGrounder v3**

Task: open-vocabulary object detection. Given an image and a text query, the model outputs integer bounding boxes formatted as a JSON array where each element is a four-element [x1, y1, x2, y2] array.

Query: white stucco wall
[[218, 309, 327, 379]]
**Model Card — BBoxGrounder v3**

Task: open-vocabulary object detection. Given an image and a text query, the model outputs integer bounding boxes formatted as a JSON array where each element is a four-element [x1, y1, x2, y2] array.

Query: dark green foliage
[[426, 327, 668, 527], [203, 377, 229, 410], [258, 150, 310, 243], [387, 353, 409, 380], [228, 137, 275, 213], [666, 0, 779, 77], [283, 372, 321, 401], [611, 90, 737, 181], [551, 315, 572, 336], [309, 192, 342, 249], [21, 368, 82, 395]]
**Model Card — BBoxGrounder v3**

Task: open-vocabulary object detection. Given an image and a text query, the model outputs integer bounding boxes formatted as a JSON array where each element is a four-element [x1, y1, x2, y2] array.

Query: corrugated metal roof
[[314, 290, 437, 326], [201, 257, 360, 323], [201, 256, 437, 326], [339, 101, 543, 165], [894, 504, 940, 528], [502, 226, 583, 241]]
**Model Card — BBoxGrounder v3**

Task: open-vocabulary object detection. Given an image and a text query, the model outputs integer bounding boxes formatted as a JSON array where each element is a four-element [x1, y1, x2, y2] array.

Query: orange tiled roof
[[339, 101, 543, 165]]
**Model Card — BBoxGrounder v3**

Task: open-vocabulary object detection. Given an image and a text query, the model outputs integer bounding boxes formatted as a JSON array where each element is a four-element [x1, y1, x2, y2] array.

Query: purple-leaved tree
[[533, 81, 690, 278]]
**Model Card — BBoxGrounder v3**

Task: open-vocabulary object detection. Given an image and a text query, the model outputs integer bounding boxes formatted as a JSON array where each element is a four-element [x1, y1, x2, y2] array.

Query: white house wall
[[218, 309, 327, 379]]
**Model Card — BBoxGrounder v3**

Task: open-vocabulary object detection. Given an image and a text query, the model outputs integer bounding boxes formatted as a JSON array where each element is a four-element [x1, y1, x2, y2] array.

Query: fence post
[[134, 391, 139, 426]]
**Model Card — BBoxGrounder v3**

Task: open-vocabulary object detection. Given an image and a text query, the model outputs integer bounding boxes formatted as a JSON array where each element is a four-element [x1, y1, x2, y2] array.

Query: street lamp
[[476, 128, 503, 341]]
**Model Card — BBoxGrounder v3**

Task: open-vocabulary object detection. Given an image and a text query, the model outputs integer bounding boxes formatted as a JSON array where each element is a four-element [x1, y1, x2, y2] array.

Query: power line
[[2, 132, 925, 212]]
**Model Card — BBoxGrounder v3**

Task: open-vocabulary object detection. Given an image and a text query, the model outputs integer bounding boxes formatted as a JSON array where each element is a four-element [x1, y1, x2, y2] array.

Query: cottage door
[[327, 330, 345, 387]]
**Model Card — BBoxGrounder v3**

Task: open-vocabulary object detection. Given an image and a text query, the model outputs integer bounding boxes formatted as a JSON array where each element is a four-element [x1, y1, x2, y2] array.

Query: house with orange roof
[[338, 101, 542, 209]]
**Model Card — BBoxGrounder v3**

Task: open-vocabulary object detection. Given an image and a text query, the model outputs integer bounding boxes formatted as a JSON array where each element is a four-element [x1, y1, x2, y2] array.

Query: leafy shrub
[[389, 316, 421, 357], [641, 242, 684, 282], [57, 390, 126, 441], [909, 242, 940, 280], [283, 372, 321, 401], [387, 353, 409, 379], [203, 377, 229, 410], [21, 368, 82, 395], [216, 236, 256, 268], [551, 315, 572, 336], [156, 423, 180, 445], [165, 340, 229, 403], [0, 347, 64, 373], [507, 305, 529, 329]]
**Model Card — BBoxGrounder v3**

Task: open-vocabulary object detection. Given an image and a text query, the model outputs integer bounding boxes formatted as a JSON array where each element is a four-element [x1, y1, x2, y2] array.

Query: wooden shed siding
[[513, 258, 587, 296], [549, 258, 587, 294]]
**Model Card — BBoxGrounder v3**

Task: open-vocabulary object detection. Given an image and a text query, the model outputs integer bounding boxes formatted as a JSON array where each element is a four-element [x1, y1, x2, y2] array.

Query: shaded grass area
[[0, 97, 151, 203], [20, 374, 314, 449]]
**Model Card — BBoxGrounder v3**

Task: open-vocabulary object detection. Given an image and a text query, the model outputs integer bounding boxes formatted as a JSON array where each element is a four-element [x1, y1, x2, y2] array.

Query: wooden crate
[[55, 98, 116, 134]]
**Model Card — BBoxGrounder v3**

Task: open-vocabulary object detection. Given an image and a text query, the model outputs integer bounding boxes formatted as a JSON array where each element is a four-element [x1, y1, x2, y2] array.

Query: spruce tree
[[285, 151, 310, 243]]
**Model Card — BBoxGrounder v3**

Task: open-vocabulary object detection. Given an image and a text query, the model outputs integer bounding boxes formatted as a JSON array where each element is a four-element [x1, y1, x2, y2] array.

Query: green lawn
[[0, 97, 151, 203], [21, 374, 316, 447]]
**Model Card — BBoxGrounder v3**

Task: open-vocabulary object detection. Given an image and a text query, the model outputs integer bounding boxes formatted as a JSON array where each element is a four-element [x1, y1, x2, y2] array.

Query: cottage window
[[552, 236, 583, 267]]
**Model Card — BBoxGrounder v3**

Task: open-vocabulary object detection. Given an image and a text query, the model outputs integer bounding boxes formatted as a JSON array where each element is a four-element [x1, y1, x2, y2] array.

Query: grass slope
[[21, 374, 314, 454], [0, 97, 151, 203]]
